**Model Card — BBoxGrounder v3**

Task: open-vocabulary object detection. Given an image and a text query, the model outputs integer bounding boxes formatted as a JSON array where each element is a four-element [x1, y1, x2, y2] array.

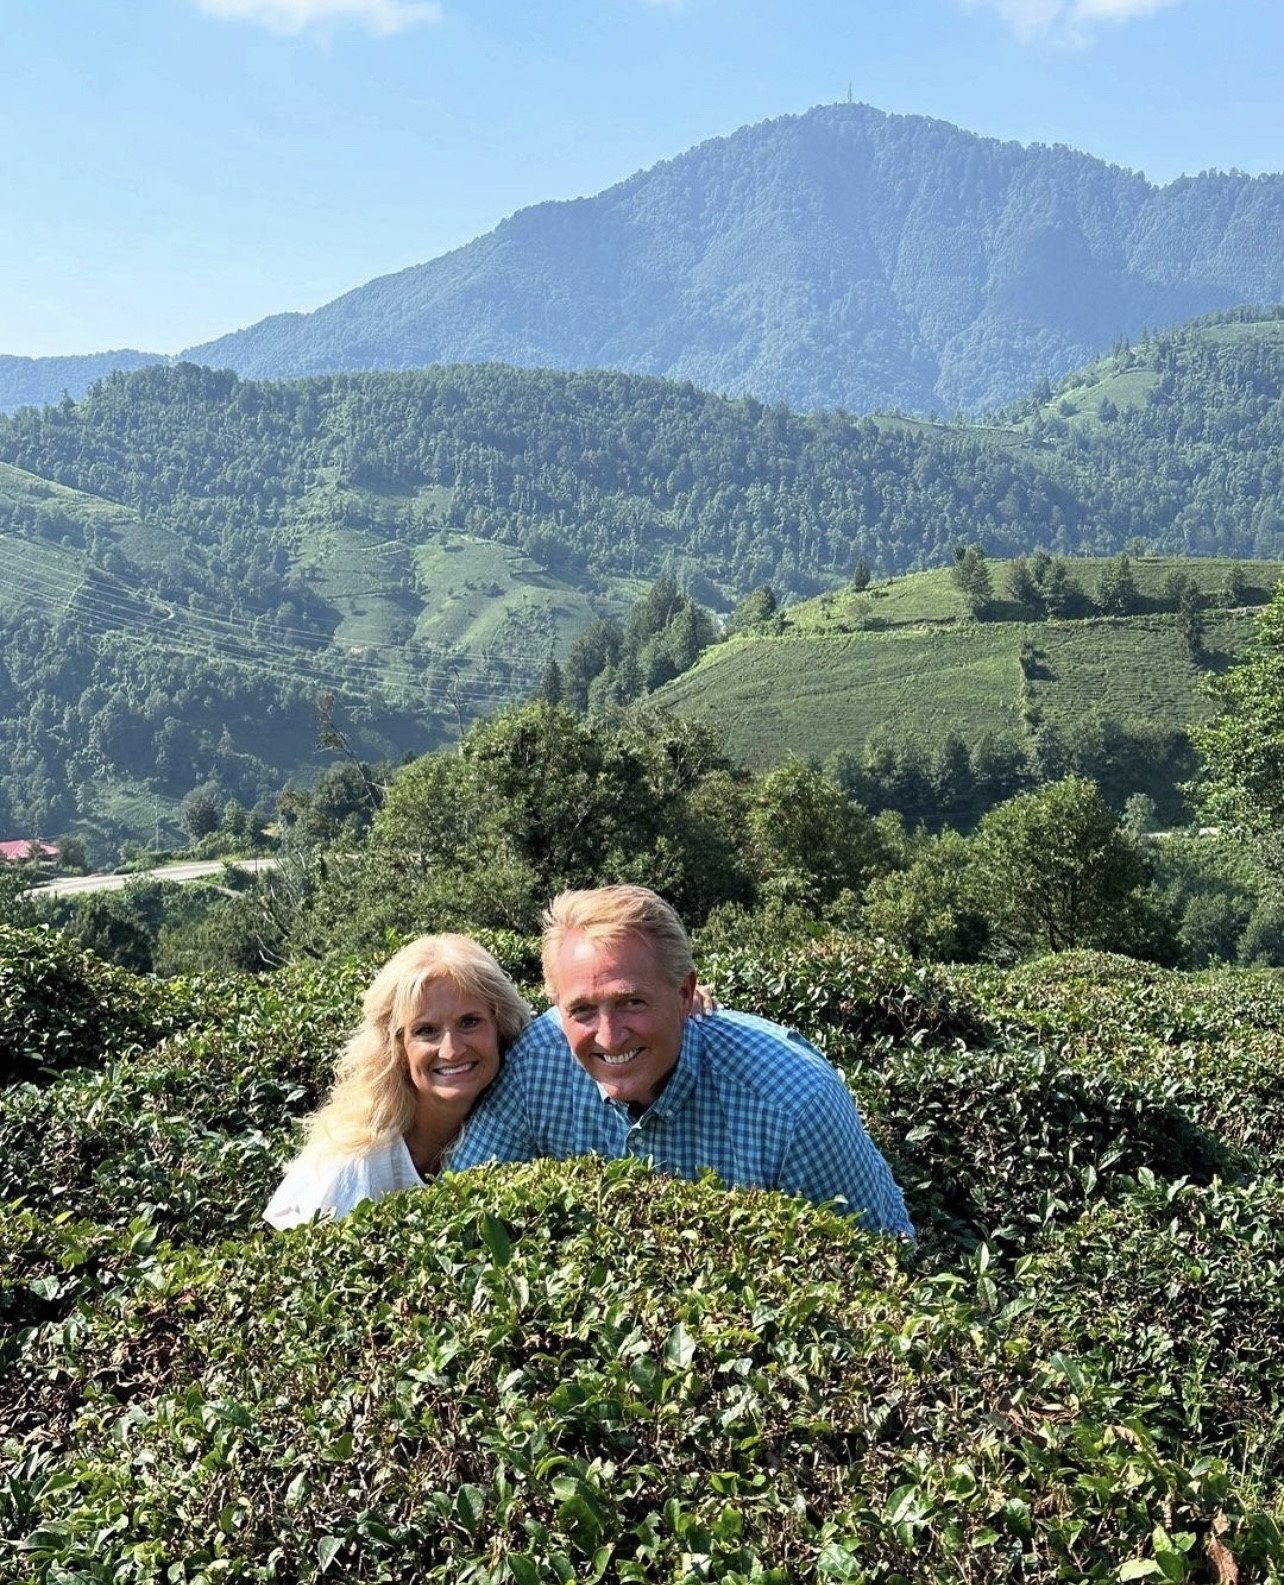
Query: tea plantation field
[[654, 556, 1283, 775], [4, 924, 1284, 1580]]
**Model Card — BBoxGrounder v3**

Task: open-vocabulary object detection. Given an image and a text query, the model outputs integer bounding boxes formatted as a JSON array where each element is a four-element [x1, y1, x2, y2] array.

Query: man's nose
[[598, 1007, 626, 1049]]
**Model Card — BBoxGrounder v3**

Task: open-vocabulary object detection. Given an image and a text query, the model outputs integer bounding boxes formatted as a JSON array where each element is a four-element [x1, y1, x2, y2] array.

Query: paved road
[[31, 856, 278, 898]]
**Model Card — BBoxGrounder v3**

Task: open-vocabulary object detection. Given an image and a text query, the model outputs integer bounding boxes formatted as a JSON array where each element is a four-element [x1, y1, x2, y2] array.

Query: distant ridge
[[0, 350, 167, 412], [7, 103, 1284, 414]]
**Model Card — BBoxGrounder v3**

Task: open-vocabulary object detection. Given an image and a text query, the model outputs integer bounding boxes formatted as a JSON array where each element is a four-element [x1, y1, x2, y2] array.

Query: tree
[[1122, 792, 1158, 836], [0, 864, 38, 928], [1038, 557, 1079, 618], [951, 545, 993, 617], [975, 775, 1174, 959], [1192, 585, 1284, 883], [1176, 592, 1207, 661], [746, 758, 888, 907], [55, 834, 90, 874], [302, 702, 754, 947], [1007, 556, 1043, 617], [1096, 554, 1140, 616], [861, 831, 990, 962], [538, 657, 564, 707], [725, 584, 778, 638], [850, 559, 871, 592], [563, 619, 623, 714], [183, 789, 221, 840], [929, 732, 975, 828], [626, 573, 685, 649], [1162, 569, 1198, 610]]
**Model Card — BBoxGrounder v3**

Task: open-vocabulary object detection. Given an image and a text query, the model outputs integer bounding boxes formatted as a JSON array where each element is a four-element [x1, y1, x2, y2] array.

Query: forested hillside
[[3, 311, 1284, 850]]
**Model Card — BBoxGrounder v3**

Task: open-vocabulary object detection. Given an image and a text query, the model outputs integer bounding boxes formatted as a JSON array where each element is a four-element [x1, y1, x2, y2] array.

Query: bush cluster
[[3, 928, 1284, 1579], [0, 924, 190, 1086]]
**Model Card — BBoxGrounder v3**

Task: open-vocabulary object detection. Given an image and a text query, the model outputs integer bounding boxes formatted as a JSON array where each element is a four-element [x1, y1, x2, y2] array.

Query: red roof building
[[0, 840, 59, 864]]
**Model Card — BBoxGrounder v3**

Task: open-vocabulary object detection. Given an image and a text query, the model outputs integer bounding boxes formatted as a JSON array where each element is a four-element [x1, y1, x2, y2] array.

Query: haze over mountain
[[7, 104, 1284, 418], [0, 350, 166, 413]]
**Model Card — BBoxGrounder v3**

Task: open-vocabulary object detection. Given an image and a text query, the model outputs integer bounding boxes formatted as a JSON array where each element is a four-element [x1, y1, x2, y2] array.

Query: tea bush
[[961, 952, 1284, 1163], [3, 930, 1284, 1578], [0, 925, 190, 1086], [1013, 1174, 1284, 1489], [4, 1163, 1282, 1584]]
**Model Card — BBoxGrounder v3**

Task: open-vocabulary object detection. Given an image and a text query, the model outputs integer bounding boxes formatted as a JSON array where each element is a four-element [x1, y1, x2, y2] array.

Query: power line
[[0, 555, 551, 710]]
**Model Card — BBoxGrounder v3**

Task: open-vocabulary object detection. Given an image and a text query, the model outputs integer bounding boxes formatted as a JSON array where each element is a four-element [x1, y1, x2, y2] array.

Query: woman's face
[[401, 979, 501, 1110]]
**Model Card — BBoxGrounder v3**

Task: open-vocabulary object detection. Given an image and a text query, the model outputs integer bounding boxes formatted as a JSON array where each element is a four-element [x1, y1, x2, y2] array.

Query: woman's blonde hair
[[542, 884, 694, 997], [301, 934, 532, 1164]]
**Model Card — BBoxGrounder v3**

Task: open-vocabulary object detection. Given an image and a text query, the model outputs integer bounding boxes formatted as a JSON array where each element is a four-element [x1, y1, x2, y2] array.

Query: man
[[450, 884, 913, 1236]]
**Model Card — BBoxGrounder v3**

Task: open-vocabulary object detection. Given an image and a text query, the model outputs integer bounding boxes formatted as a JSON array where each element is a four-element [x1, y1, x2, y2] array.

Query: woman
[[264, 933, 532, 1229]]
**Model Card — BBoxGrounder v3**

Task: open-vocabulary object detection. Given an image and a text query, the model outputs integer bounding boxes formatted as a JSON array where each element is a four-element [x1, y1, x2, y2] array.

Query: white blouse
[[263, 1135, 426, 1229]]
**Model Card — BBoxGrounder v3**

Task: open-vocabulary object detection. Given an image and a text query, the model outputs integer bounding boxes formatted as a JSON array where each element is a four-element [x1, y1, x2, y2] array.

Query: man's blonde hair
[[302, 933, 532, 1164], [542, 885, 694, 996]]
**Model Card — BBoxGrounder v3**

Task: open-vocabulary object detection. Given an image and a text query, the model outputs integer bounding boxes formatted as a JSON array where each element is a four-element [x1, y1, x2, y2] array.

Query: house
[[0, 839, 59, 865]]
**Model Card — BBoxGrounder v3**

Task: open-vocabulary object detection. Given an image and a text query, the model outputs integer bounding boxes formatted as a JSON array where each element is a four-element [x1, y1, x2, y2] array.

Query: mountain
[[180, 104, 1284, 415], [7, 104, 1284, 418], [0, 350, 166, 412]]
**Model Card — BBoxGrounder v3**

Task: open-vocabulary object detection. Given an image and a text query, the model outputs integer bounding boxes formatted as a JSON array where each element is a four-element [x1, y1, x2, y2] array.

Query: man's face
[[551, 929, 696, 1112]]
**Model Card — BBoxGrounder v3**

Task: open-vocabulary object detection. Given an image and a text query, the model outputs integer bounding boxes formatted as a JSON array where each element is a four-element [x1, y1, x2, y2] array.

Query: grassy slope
[[653, 556, 1283, 772], [657, 625, 1025, 769], [0, 463, 640, 834], [1040, 319, 1284, 426], [1, 461, 636, 690]]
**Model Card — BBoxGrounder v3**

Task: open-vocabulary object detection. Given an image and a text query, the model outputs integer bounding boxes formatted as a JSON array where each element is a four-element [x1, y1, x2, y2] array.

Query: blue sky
[[4, 0, 1281, 357]]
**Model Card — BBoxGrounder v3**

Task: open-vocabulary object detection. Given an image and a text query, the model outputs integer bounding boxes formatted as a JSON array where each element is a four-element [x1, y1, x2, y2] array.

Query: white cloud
[[194, 0, 443, 36], [1073, 0, 1177, 19], [964, 0, 1181, 45]]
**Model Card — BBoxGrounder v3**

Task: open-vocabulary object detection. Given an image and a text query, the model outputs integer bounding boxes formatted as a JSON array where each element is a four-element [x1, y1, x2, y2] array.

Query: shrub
[[0, 924, 188, 1085], [0, 957, 370, 1237], [698, 938, 989, 1063], [1014, 1174, 1284, 1487], [6, 936, 1284, 1579], [4, 1162, 1281, 1582]]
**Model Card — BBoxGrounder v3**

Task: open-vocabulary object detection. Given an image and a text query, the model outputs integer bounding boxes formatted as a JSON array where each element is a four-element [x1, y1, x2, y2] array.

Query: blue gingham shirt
[[450, 1007, 913, 1235]]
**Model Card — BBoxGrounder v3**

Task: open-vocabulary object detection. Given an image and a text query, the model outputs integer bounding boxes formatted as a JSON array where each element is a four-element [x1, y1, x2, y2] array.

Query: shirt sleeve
[[444, 1045, 539, 1171], [778, 1083, 914, 1237]]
